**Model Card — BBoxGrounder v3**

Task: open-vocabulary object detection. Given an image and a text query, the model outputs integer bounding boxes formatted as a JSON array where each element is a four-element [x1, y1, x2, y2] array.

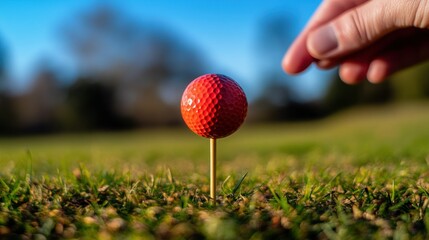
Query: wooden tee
[[210, 138, 216, 205]]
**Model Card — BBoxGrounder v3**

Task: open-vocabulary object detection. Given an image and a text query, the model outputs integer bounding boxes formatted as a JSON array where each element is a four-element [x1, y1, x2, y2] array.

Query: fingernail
[[367, 60, 385, 83], [308, 24, 338, 57]]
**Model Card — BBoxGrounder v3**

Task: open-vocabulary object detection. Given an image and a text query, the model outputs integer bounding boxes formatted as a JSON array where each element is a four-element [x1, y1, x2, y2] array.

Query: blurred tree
[[0, 94, 16, 134], [0, 39, 6, 82], [251, 15, 325, 121], [60, 4, 206, 126], [323, 72, 393, 113], [14, 64, 64, 133], [0, 39, 6, 91], [251, 16, 293, 121], [59, 78, 134, 131], [0, 35, 16, 134], [255, 16, 293, 105]]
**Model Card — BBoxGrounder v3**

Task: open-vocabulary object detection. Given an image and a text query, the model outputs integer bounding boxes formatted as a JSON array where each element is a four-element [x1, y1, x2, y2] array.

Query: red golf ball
[[181, 74, 248, 139]]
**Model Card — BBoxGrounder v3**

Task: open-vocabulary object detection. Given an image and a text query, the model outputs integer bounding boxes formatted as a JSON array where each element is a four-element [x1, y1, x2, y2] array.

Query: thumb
[[306, 0, 429, 59]]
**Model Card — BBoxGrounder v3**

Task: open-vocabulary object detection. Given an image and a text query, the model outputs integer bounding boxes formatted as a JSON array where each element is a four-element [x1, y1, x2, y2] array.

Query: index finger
[[282, 0, 369, 74]]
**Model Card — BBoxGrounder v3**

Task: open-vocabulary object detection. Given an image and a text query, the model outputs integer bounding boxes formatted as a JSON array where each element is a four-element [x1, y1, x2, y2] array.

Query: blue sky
[[0, 0, 332, 100]]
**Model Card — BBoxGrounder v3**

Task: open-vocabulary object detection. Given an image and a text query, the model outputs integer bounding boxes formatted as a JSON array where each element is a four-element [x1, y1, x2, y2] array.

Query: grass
[[1, 102, 429, 239]]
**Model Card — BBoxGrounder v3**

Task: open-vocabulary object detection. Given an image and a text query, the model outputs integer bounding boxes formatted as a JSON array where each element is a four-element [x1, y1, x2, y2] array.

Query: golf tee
[[210, 138, 216, 205]]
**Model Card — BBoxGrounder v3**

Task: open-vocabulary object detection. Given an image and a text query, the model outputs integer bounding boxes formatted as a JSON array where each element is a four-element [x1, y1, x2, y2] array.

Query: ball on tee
[[181, 74, 247, 139]]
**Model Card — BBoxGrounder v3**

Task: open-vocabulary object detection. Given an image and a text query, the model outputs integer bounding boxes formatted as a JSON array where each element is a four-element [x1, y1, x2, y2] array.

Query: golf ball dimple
[[181, 74, 248, 139]]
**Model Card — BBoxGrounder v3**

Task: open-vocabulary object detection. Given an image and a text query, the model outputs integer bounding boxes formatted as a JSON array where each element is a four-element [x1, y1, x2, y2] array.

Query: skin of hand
[[282, 0, 429, 84]]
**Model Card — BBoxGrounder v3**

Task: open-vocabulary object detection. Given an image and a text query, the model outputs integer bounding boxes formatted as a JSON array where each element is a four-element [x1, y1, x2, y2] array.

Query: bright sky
[[0, 0, 332, 100]]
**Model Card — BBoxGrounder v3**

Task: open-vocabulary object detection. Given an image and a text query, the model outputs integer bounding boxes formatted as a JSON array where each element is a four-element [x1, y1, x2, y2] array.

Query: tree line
[[1, 5, 429, 135]]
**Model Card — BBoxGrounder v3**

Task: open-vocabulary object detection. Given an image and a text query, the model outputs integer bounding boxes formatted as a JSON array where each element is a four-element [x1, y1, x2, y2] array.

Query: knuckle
[[338, 8, 370, 48], [336, 1, 387, 50], [413, 0, 429, 28]]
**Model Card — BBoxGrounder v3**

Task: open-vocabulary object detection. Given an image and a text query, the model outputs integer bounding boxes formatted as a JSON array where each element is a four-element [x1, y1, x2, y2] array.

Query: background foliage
[[0, 4, 428, 135]]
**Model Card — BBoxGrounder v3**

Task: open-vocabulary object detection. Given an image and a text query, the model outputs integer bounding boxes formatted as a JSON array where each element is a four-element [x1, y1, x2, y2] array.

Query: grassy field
[[2, 102, 429, 239]]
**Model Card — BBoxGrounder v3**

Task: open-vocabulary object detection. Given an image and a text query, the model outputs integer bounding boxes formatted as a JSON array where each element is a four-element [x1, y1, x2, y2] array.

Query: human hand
[[282, 0, 429, 84]]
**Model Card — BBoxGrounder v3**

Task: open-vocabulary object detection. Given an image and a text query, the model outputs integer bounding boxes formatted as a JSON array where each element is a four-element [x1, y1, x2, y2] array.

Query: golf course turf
[[1, 102, 429, 239]]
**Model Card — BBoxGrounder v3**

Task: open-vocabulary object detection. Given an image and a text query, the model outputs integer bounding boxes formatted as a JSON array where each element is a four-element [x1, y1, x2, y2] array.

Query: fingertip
[[282, 48, 314, 75], [281, 52, 297, 74], [367, 60, 388, 84], [282, 34, 317, 74], [339, 62, 367, 84]]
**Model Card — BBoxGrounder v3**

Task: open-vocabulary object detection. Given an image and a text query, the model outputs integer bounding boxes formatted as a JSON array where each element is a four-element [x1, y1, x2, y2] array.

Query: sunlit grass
[[1, 102, 429, 239]]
